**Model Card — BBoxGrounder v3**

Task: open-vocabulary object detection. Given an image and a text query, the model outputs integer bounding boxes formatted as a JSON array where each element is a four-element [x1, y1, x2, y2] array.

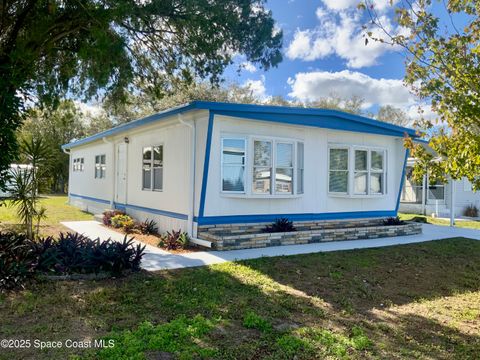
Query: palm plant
[[8, 168, 37, 238]]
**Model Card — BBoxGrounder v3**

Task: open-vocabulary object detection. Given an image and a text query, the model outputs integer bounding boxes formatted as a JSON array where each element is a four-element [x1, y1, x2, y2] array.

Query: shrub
[[0, 232, 36, 291], [383, 217, 405, 226], [103, 210, 125, 226], [136, 219, 158, 235], [159, 230, 189, 250], [263, 218, 296, 233], [31, 232, 145, 275], [464, 204, 479, 218], [111, 214, 135, 232]]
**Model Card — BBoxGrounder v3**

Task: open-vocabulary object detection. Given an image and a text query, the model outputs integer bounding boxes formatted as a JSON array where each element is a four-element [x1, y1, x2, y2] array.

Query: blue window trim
[[70, 193, 110, 205], [395, 148, 410, 213], [193, 210, 396, 225], [198, 111, 214, 218], [62, 101, 419, 150]]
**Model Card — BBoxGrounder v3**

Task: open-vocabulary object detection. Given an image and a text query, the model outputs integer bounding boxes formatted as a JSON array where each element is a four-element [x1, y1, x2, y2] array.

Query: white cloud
[[75, 101, 105, 118], [243, 75, 267, 100], [287, 70, 414, 107], [241, 61, 257, 73], [286, 4, 402, 68]]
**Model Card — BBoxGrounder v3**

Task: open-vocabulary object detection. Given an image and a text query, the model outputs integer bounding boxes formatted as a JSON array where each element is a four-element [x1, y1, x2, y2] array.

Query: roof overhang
[[62, 101, 420, 150]]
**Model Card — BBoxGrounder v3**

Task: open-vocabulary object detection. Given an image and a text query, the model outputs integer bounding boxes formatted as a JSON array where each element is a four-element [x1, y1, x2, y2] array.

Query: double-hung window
[[253, 140, 272, 194], [354, 150, 368, 194], [94, 155, 106, 179], [297, 142, 304, 194], [275, 142, 294, 194], [329, 146, 386, 196], [221, 138, 246, 192], [329, 148, 349, 193], [142, 146, 163, 191], [370, 150, 385, 194], [73, 158, 84, 172]]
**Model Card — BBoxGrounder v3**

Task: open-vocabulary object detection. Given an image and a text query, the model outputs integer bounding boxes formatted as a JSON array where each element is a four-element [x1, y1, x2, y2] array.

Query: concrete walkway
[[61, 220, 480, 271]]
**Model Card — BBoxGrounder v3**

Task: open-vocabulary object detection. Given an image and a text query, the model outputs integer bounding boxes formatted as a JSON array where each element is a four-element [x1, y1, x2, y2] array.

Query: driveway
[[61, 221, 480, 271]]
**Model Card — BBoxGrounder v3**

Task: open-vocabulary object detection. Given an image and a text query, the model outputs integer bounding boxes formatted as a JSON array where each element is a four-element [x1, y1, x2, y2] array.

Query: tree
[[363, 0, 480, 187], [0, 0, 283, 190], [307, 93, 365, 115], [376, 105, 411, 127]]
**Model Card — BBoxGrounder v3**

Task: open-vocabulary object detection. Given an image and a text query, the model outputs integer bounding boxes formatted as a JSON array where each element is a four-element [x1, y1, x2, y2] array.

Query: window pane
[[222, 139, 245, 165], [253, 167, 271, 194], [153, 167, 163, 190], [297, 143, 304, 169], [355, 150, 367, 171], [95, 155, 99, 164], [276, 168, 293, 194], [143, 165, 151, 189], [330, 149, 348, 170], [354, 173, 367, 194], [222, 166, 245, 192], [276, 143, 293, 167], [370, 173, 383, 194], [371, 151, 383, 171], [297, 169, 304, 194], [101, 155, 106, 164], [143, 147, 152, 161], [153, 146, 163, 165], [329, 171, 348, 193], [254, 140, 272, 166]]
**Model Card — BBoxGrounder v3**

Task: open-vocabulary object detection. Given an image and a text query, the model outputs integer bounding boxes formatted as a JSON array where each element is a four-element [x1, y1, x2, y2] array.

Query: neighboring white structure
[[62, 101, 418, 238], [400, 157, 480, 218], [0, 164, 34, 198]]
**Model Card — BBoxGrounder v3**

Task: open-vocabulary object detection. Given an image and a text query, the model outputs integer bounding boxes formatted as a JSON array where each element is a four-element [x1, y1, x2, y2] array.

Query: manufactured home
[[62, 101, 420, 248], [400, 157, 480, 218]]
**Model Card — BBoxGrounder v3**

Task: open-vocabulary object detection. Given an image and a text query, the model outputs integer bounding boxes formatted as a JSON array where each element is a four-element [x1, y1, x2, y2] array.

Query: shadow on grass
[[1, 238, 480, 359]]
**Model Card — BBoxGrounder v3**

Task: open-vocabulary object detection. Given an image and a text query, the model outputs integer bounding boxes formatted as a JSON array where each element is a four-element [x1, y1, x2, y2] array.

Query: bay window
[[253, 140, 272, 194]]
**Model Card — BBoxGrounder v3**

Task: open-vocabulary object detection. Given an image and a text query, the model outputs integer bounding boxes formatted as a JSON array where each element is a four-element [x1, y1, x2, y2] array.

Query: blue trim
[[198, 111, 214, 218], [212, 110, 411, 138], [114, 202, 188, 220], [70, 193, 110, 205], [194, 210, 396, 225], [62, 101, 418, 149], [395, 148, 410, 213]]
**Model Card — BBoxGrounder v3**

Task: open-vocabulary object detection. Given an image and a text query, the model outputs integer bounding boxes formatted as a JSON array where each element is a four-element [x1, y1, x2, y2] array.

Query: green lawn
[[1, 238, 480, 359], [0, 195, 93, 236], [399, 212, 480, 230]]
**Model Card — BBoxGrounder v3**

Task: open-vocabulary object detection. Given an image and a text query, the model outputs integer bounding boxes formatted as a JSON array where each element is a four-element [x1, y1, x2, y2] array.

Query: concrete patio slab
[[61, 220, 480, 271]]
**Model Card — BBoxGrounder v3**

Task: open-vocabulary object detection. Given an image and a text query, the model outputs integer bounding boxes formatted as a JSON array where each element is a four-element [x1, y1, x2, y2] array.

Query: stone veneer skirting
[[198, 219, 423, 250]]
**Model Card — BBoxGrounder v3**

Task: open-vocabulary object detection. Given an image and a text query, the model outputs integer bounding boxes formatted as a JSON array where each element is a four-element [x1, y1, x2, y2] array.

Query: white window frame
[[353, 148, 368, 195], [221, 137, 247, 194], [328, 144, 387, 197], [252, 138, 273, 195], [328, 146, 350, 195], [219, 135, 303, 198], [142, 145, 164, 192], [274, 141, 295, 195], [94, 155, 106, 179]]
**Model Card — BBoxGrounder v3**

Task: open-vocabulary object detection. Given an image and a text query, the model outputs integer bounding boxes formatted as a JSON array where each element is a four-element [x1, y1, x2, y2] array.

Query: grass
[[2, 238, 480, 359], [0, 195, 93, 236], [399, 212, 480, 230]]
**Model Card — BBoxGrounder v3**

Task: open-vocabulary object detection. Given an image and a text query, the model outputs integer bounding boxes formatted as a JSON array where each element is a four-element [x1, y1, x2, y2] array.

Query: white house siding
[[69, 141, 114, 214], [202, 114, 406, 218], [68, 110, 210, 233]]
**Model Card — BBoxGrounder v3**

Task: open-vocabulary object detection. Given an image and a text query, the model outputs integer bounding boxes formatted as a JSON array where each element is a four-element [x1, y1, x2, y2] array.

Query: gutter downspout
[[63, 148, 71, 202], [178, 114, 212, 248], [102, 137, 115, 209]]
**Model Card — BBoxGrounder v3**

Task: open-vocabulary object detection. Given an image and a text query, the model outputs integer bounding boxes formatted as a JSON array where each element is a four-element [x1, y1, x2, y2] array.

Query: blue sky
[[223, 0, 443, 119]]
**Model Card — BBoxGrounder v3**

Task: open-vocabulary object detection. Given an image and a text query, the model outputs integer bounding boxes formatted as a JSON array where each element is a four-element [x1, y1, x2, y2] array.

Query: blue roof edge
[[62, 100, 419, 150]]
